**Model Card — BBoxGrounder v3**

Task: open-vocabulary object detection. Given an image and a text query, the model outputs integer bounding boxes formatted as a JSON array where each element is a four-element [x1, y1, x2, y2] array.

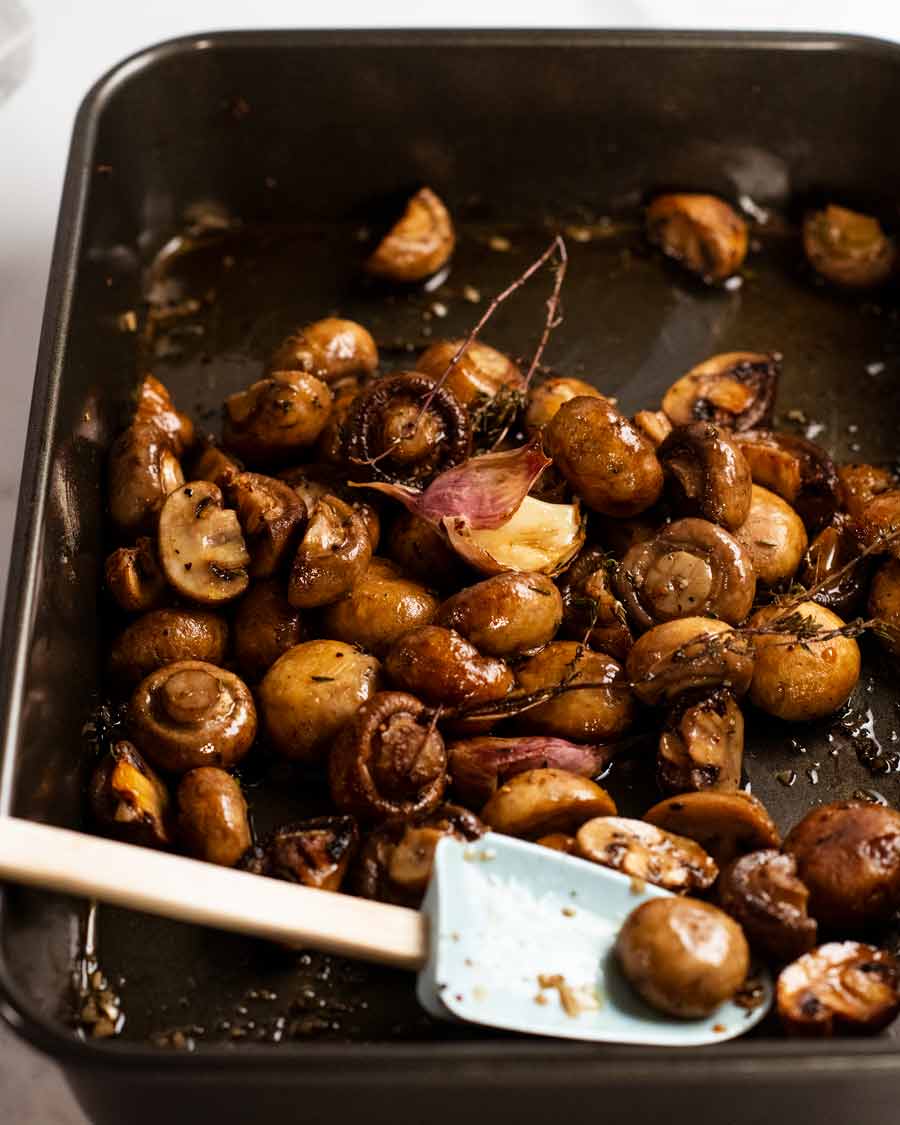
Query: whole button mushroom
[[104, 537, 166, 614], [616, 898, 750, 1019], [232, 580, 306, 682], [644, 791, 780, 869], [480, 768, 616, 839], [733, 485, 808, 586], [658, 422, 752, 531], [557, 546, 633, 663], [258, 640, 381, 764], [662, 352, 780, 431], [436, 572, 563, 658], [386, 509, 466, 590], [288, 494, 373, 609], [158, 481, 250, 604], [545, 395, 664, 517], [268, 317, 379, 383], [88, 741, 172, 850], [575, 817, 718, 894], [384, 625, 515, 711], [719, 850, 817, 962], [108, 422, 184, 537], [783, 800, 900, 930], [240, 816, 360, 892], [416, 338, 524, 410], [129, 660, 257, 773], [657, 688, 744, 795], [803, 204, 896, 289], [645, 193, 748, 284], [177, 768, 251, 868], [223, 370, 333, 465], [869, 558, 900, 657], [226, 472, 307, 578], [365, 187, 455, 282], [748, 601, 860, 722], [524, 376, 603, 435], [858, 489, 900, 558], [778, 943, 900, 1036], [108, 608, 229, 688]]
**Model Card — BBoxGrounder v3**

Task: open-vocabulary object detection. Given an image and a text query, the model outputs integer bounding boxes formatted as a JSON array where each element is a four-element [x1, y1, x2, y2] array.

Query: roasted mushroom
[[104, 537, 167, 614], [857, 489, 900, 558], [837, 462, 896, 520], [436, 572, 563, 658], [268, 317, 378, 383], [365, 187, 455, 282], [616, 898, 750, 1018], [344, 372, 471, 486], [783, 801, 900, 930], [108, 423, 184, 537], [800, 513, 869, 617], [575, 817, 718, 893], [617, 518, 756, 629], [645, 193, 748, 283], [626, 617, 755, 707], [129, 660, 257, 773], [258, 640, 381, 764], [748, 601, 861, 722], [88, 741, 172, 849], [223, 370, 333, 464], [803, 204, 896, 289], [226, 472, 306, 578], [134, 374, 194, 455], [177, 768, 251, 867], [192, 440, 243, 490], [329, 692, 447, 822], [545, 395, 664, 517], [386, 508, 466, 590], [384, 625, 514, 711], [313, 377, 365, 465], [278, 466, 381, 550], [480, 768, 616, 838], [719, 850, 817, 962], [232, 580, 305, 682], [869, 558, 900, 658], [240, 816, 359, 891], [157, 481, 249, 604], [416, 339, 523, 409], [319, 558, 439, 657], [657, 689, 744, 795], [557, 546, 633, 662], [661, 352, 780, 431], [658, 422, 752, 531], [287, 494, 373, 608], [537, 833, 577, 853], [632, 409, 673, 448], [732, 430, 840, 533], [108, 607, 229, 687], [733, 484, 808, 586], [524, 376, 603, 435], [643, 791, 780, 868], [777, 943, 900, 1036]]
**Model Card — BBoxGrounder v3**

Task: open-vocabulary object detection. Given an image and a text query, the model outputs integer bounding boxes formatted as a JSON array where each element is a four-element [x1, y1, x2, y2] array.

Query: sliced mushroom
[[575, 816, 718, 893], [129, 660, 257, 773], [416, 339, 523, 409], [657, 689, 744, 795], [109, 607, 229, 688], [384, 625, 514, 710], [134, 373, 194, 455], [223, 370, 333, 464], [837, 462, 896, 520], [226, 471, 307, 578], [643, 791, 780, 868], [778, 943, 900, 1036], [646, 193, 748, 283], [557, 546, 633, 662], [177, 768, 251, 868], [365, 187, 455, 282], [524, 376, 603, 435], [287, 494, 373, 608], [278, 465, 381, 549], [662, 352, 780, 431], [480, 768, 616, 838], [108, 423, 184, 537], [232, 580, 306, 682], [617, 518, 756, 628], [192, 440, 243, 490], [269, 317, 378, 383], [632, 409, 673, 448], [732, 430, 840, 533], [719, 850, 817, 962], [658, 422, 752, 530], [240, 816, 360, 891], [104, 537, 167, 614], [626, 617, 755, 707], [436, 572, 563, 658], [800, 513, 870, 617], [158, 481, 250, 604], [869, 558, 900, 658], [88, 741, 172, 849], [803, 204, 896, 289], [733, 484, 808, 586]]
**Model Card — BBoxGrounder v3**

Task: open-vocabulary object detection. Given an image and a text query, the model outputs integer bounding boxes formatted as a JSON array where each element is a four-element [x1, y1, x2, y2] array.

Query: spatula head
[[417, 832, 771, 1045]]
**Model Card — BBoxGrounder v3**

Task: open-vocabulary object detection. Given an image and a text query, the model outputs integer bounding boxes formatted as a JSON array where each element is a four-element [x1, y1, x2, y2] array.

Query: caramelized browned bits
[[575, 817, 718, 893], [158, 481, 249, 604], [777, 942, 900, 1036], [134, 374, 194, 455], [88, 741, 172, 849], [258, 640, 381, 764], [287, 494, 373, 609], [227, 471, 306, 578], [837, 462, 896, 520], [646, 193, 748, 283], [365, 187, 455, 282], [129, 660, 257, 773], [557, 546, 633, 663], [108, 422, 184, 537], [719, 850, 817, 962], [801, 513, 869, 617], [240, 816, 360, 892], [803, 205, 896, 289], [269, 318, 378, 383], [104, 537, 166, 613], [385, 625, 514, 710], [416, 339, 523, 409], [733, 484, 808, 586], [632, 409, 673, 448], [644, 791, 780, 868], [658, 422, 752, 531], [436, 572, 562, 658], [480, 768, 616, 839], [869, 558, 900, 657], [329, 692, 447, 822], [108, 607, 229, 688], [223, 370, 333, 464], [784, 800, 900, 930], [177, 768, 251, 868], [617, 518, 756, 628], [626, 617, 754, 708], [386, 509, 465, 590], [748, 601, 861, 722], [733, 430, 840, 533], [232, 580, 305, 681], [662, 352, 780, 431], [545, 395, 664, 517], [525, 376, 603, 434], [516, 641, 636, 742], [657, 689, 744, 795], [617, 898, 750, 1018]]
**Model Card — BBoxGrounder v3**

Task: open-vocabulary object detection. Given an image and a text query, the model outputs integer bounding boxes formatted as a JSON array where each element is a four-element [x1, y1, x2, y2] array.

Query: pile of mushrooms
[[92, 185, 900, 1039]]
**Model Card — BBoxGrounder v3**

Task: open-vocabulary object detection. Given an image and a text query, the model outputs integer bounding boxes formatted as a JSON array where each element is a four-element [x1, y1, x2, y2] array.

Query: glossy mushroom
[[857, 489, 900, 558], [719, 850, 817, 962], [226, 471, 306, 578], [777, 943, 900, 1036], [88, 741, 172, 849], [575, 816, 718, 893], [232, 580, 305, 682], [803, 204, 896, 289], [436, 572, 563, 658], [643, 791, 780, 868], [632, 409, 673, 448], [416, 338, 523, 410], [223, 370, 333, 464], [658, 422, 752, 531], [157, 481, 250, 604], [480, 768, 616, 838], [626, 617, 755, 707], [524, 376, 603, 435], [177, 768, 251, 868], [108, 608, 229, 687], [868, 558, 900, 658], [733, 484, 808, 586], [365, 187, 455, 282], [800, 513, 869, 617], [268, 317, 378, 383], [133, 373, 194, 455], [108, 423, 184, 537], [657, 689, 744, 795], [662, 352, 780, 431], [192, 440, 243, 490], [240, 816, 359, 891], [386, 509, 466, 590], [645, 193, 748, 283], [384, 625, 514, 710], [732, 430, 840, 533], [104, 537, 166, 614], [557, 546, 633, 662], [287, 494, 373, 609], [837, 462, 896, 520]]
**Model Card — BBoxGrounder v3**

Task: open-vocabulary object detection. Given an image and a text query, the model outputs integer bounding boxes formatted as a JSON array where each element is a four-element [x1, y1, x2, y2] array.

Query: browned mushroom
[[657, 689, 744, 795], [268, 317, 378, 383], [129, 660, 257, 773], [365, 187, 455, 282], [557, 546, 633, 662], [226, 471, 307, 578], [645, 194, 748, 283], [662, 352, 780, 431], [240, 816, 359, 891], [575, 816, 718, 893], [837, 462, 896, 520], [800, 513, 870, 617], [109, 607, 229, 688], [385, 509, 466, 590], [719, 850, 817, 962], [593, 513, 661, 560], [436, 572, 563, 658], [732, 430, 840, 533], [733, 484, 808, 586], [803, 205, 896, 289], [524, 376, 603, 435], [783, 801, 900, 930], [232, 580, 305, 682], [480, 768, 616, 838], [617, 518, 756, 628], [134, 374, 194, 455], [108, 423, 184, 537], [777, 943, 900, 1036], [643, 791, 780, 868], [192, 440, 243, 490], [632, 409, 673, 448], [177, 768, 251, 867], [869, 558, 900, 657], [329, 692, 447, 822], [857, 489, 900, 558], [223, 370, 333, 464], [278, 465, 381, 550], [545, 396, 664, 517], [104, 537, 167, 614], [658, 422, 752, 530], [287, 494, 373, 608], [626, 617, 755, 707], [416, 339, 524, 409], [88, 741, 172, 849], [158, 481, 250, 604], [537, 833, 577, 853]]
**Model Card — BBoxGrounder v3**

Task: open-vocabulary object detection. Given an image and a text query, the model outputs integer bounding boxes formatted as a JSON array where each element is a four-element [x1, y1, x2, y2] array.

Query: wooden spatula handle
[[0, 816, 427, 971]]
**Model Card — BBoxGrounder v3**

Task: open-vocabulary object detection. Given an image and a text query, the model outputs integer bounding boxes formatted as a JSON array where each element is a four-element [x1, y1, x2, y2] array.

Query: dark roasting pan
[[3, 29, 900, 1125]]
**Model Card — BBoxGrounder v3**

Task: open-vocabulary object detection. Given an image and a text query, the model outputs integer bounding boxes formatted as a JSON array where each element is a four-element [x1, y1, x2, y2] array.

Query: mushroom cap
[[657, 688, 744, 795], [524, 376, 603, 435], [658, 421, 752, 531], [223, 370, 333, 463], [803, 205, 896, 289], [626, 617, 754, 707], [417, 339, 523, 409], [365, 187, 455, 282], [869, 558, 900, 657], [733, 484, 808, 586], [158, 481, 250, 604], [777, 942, 900, 1036], [385, 625, 515, 711], [288, 494, 373, 609], [719, 849, 817, 962], [436, 571, 563, 658], [226, 471, 307, 578], [643, 790, 780, 868], [177, 767, 251, 868], [232, 578, 306, 682], [269, 317, 378, 383], [108, 422, 184, 537], [575, 816, 718, 893], [108, 608, 229, 687], [662, 352, 779, 431], [104, 537, 166, 614], [88, 740, 172, 849], [480, 768, 616, 838], [558, 546, 633, 663]]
